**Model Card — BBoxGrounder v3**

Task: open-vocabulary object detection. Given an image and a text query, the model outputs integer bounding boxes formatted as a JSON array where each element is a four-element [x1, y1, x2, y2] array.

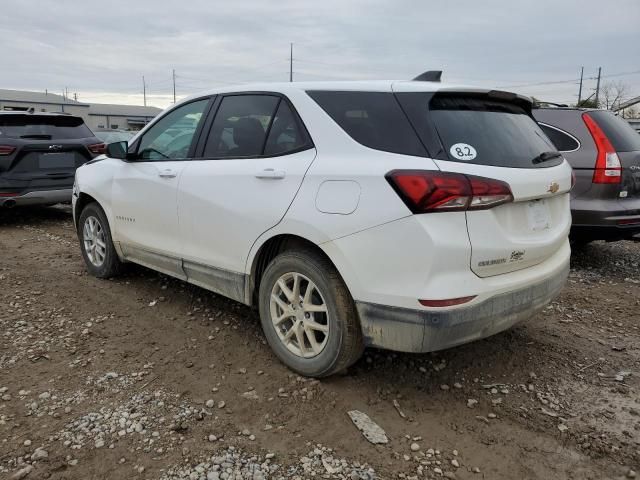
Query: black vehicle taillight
[[582, 113, 622, 184], [386, 170, 513, 214], [0, 145, 16, 156], [88, 143, 106, 155]]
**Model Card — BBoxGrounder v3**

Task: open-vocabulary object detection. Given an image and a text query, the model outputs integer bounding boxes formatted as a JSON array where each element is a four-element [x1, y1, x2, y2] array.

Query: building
[[86, 103, 162, 131], [0, 88, 162, 131], [0, 88, 88, 117]]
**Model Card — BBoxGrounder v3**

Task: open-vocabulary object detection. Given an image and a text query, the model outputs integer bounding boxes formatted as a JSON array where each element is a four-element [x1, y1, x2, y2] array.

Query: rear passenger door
[[178, 93, 316, 293]]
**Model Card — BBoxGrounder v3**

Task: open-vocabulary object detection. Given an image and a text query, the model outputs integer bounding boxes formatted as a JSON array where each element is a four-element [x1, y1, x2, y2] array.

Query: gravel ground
[[0, 205, 638, 480]]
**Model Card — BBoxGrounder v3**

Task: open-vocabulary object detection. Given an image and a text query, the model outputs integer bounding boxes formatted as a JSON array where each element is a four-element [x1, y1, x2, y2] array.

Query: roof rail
[[412, 70, 442, 82]]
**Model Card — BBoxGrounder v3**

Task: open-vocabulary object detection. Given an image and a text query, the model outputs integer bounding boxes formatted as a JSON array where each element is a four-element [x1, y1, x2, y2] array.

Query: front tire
[[78, 202, 123, 278], [258, 248, 364, 377]]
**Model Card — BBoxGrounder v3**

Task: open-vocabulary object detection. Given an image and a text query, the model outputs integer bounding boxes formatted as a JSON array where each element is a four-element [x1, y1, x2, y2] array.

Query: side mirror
[[105, 141, 129, 160]]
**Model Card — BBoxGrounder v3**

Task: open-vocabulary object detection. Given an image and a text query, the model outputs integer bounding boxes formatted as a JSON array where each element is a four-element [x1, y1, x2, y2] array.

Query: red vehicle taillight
[[0, 145, 16, 156], [88, 143, 106, 155], [582, 113, 621, 184], [386, 170, 513, 213]]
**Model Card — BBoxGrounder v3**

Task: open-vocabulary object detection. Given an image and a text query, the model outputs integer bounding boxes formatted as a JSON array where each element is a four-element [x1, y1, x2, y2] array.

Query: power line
[[499, 69, 640, 89]]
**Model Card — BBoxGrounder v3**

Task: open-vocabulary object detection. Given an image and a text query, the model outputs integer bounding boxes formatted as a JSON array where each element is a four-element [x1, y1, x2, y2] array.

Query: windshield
[[0, 115, 94, 140]]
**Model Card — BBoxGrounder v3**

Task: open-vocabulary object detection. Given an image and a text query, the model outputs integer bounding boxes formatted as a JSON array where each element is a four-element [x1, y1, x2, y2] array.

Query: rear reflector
[[0, 192, 18, 197], [386, 170, 513, 213], [419, 296, 477, 307], [617, 218, 640, 226], [88, 143, 106, 155], [0, 145, 16, 156], [582, 113, 621, 184]]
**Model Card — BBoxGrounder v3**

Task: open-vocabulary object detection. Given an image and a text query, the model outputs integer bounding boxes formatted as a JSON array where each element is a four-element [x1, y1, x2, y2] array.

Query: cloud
[[2, 0, 638, 107]]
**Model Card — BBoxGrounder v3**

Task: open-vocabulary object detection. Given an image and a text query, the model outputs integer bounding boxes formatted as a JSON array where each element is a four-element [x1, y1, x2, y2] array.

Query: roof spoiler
[[412, 70, 442, 82]]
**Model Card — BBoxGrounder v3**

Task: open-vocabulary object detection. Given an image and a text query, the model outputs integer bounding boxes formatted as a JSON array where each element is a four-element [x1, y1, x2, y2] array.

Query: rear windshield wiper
[[531, 151, 563, 164], [19, 134, 52, 140]]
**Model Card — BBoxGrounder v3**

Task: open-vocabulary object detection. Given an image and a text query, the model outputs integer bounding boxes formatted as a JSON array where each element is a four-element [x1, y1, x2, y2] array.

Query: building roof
[[0, 88, 88, 106], [88, 103, 163, 117]]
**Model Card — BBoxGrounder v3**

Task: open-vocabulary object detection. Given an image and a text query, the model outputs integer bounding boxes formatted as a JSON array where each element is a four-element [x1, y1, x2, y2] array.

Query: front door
[[111, 98, 210, 277]]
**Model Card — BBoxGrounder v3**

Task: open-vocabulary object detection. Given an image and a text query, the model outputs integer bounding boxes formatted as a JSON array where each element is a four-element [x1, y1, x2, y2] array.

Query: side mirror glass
[[105, 141, 129, 160]]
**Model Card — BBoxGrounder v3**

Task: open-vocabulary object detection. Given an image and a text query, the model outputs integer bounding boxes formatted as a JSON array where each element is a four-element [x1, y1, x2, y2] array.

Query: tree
[[598, 81, 629, 110], [576, 98, 598, 108], [620, 106, 639, 119]]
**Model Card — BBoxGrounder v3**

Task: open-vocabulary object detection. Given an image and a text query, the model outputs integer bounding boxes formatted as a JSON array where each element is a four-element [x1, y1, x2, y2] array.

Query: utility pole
[[289, 43, 293, 82], [577, 66, 584, 105], [594, 67, 602, 108], [142, 75, 147, 107], [65, 87, 69, 100], [172, 69, 176, 103]]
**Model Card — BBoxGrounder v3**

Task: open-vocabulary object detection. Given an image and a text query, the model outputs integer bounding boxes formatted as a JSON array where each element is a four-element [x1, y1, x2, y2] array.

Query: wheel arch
[[246, 233, 349, 307], [74, 192, 99, 229]]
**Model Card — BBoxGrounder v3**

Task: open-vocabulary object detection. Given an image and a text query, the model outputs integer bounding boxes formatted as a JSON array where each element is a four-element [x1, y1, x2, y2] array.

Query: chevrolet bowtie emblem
[[547, 182, 559, 194]]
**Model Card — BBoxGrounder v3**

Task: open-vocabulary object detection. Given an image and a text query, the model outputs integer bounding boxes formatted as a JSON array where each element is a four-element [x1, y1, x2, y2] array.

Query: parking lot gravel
[[1, 206, 638, 479]]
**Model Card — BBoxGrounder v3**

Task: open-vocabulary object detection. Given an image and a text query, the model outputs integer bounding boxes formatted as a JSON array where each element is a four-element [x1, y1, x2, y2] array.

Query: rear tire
[[258, 248, 364, 377], [78, 202, 123, 278]]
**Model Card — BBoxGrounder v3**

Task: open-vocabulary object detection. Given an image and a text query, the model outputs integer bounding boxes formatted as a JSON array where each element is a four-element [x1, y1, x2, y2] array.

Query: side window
[[307, 91, 427, 157], [539, 124, 580, 152], [264, 100, 309, 156], [138, 99, 208, 161], [203, 95, 279, 158]]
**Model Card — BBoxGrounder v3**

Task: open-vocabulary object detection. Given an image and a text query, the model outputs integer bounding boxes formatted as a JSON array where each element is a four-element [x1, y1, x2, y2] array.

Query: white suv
[[73, 77, 572, 377]]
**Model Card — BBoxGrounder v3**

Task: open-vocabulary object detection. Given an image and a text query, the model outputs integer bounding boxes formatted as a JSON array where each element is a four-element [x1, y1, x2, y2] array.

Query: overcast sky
[[2, 0, 639, 108]]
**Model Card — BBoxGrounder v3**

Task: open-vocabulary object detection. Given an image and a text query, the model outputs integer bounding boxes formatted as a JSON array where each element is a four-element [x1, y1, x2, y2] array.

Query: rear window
[[423, 94, 560, 168], [307, 91, 427, 157], [0, 115, 93, 140], [586, 111, 640, 152]]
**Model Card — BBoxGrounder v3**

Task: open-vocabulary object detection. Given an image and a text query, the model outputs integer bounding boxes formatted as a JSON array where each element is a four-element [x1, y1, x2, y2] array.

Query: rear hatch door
[[0, 114, 95, 189], [396, 89, 572, 277]]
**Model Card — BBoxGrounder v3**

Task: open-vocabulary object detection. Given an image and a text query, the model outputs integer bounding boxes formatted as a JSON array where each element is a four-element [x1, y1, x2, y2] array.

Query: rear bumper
[[571, 196, 640, 240], [356, 259, 569, 353], [0, 188, 72, 207]]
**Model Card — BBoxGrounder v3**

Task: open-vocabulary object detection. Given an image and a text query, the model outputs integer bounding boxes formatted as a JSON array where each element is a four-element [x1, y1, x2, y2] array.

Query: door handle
[[255, 168, 286, 180], [158, 168, 178, 178]]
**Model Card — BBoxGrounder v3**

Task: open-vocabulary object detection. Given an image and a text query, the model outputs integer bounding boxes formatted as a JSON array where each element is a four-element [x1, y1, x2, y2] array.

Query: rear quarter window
[[586, 111, 640, 152], [307, 91, 427, 157], [538, 123, 580, 152]]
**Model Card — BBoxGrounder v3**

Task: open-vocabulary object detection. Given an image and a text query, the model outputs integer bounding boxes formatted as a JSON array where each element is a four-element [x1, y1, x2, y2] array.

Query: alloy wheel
[[82, 215, 107, 267], [269, 272, 330, 358]]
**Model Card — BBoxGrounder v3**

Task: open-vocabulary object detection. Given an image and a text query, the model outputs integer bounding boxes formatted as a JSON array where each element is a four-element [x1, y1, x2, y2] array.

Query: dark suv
[[0, 112, 104, 208], [533, 107, 640, 243]]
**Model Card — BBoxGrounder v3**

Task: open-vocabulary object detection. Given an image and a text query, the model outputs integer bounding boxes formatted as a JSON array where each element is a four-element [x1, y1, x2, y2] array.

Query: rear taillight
[[582, 113, 621, 184], [88, 143, 106, 155], [0, 145, 16, 156], [386, 170, 513, 213]]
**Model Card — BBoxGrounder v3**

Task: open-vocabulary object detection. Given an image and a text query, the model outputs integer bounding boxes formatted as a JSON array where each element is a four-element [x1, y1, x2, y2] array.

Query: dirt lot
[[0, 206, 638, 480]]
